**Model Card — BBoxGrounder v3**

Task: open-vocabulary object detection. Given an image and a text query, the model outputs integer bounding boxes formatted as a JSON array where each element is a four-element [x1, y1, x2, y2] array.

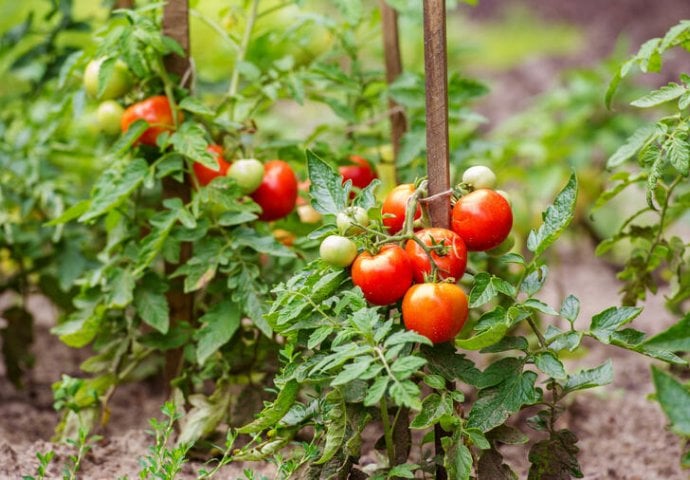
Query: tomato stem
[[227, 0, 260, 119]]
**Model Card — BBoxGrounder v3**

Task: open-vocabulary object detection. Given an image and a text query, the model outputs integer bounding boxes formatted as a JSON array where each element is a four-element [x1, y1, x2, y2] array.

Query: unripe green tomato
[[96, 100, 124, 135], [486, 234, 515, 256], [84, 58, 132, 100], [320, 235, 358, 268], [462, 165, 497, 190], [336, 206, 370, 235], [227, 159, 264, 194]]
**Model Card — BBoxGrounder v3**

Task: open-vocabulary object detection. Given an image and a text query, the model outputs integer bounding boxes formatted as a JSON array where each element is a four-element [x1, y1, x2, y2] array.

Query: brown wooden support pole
[[380, 0, 407, 176], [162, 0, 193, 388], [423, 0, 451, 230], [115, 0, 134, 9], [423, 2, 451, 479]]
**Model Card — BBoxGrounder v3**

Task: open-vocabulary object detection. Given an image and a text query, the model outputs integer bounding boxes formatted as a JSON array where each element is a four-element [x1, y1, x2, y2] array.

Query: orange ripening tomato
[[402, 282, 468, 344], [121, 95, 181, 146]]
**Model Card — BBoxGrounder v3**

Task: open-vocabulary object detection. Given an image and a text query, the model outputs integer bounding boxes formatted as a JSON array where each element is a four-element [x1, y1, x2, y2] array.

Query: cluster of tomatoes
[[320, 165, 513, 345], [83, 57, 307, 223]]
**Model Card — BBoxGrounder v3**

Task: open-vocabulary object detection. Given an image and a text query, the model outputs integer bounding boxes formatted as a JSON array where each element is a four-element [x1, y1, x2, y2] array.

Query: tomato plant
[[405, 227, 467, 283], [250, 160, 298, 221], [451, 188, 513, 251], [336, 206, 370, 235], [382, 183, 422, 234], [402, 282, 468, 344], [120, 95, 180, 146]]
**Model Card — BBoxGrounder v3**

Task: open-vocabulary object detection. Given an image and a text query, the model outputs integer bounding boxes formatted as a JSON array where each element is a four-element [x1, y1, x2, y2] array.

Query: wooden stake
[[380, 0, 407, 173], [162, 0, 193, 387], [423, 0, 451, 230], [423, 3, 451, 479]]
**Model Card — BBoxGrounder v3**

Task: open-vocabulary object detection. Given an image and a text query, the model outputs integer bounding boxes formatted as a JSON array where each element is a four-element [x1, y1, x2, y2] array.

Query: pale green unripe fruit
[[96, 100, 124, 135], [336, 206, 370, 235], [462, 165, 497, 190], [320, 235, 358, 268], [227, 159, 264, 194], [84, 58, 132, 100]]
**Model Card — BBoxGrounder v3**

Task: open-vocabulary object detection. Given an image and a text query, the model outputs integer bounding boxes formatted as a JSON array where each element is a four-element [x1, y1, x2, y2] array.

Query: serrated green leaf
[[470, 273, 515, 308], [468, 369, 541, 432], [410, 393, 451, 429], [563, 360, 613, 393], [306, 149, 348, 215], [443, 431, 472, 480], [631, 82, 686, 108], [652, 367, 690, 437], [315, 390, 347, 464], [331, 358, 373, 386], [457, 311, 510, 351], [644, 313, 690, 352], [364, 376, 388, 406], [533, 352, 566, 380], [607, 124, 657, 169], [195, 299, 241, 365], [559, 295, 580, 326], [520, 265, 548, 297], [134, 275, 169, 334], [589, 306, 642, 343], [527, 173, 577, 257], [178, 97, 215, 116], [80, 159, 149, 222], [391, 356, 427, 378], [666, 132, 690, 175], [527, 429, 583, 479], [106, 268, 134, 308], [238, 380, 300, 434], [389, 380, 422, 410], [523, 299, 559, 316], [422, 343, 483, 386], [478, 448, 518, 480], [46, 199, 90, 226]]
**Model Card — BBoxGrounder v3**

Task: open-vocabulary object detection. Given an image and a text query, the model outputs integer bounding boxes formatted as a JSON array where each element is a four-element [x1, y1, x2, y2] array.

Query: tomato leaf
[[588, 306, 642, 343], [306, 149, 349, 215], [527, 429, 583, 480], [652, 366, 690, 437], [315, 389, 347, 464], [643, 312, 690, 352], [563, 360, 613, 393], [477, 448, 519, 480], [442, 431, 472, 480], [134, 274, 170, 334], [527, 173, 577, 258], [195, 299, 241, 365], [238, 379, 300, 434], [467, 367, 541, 432], [469, 272, 516, 308], [533, 352, 566, 380], [630, 82, 686, 108], [410, 393, 453, 429]]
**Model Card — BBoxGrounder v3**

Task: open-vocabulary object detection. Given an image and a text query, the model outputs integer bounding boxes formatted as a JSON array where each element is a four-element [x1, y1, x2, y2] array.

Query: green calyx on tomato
[[451, 189, 513, 252], [227, 158, 264, 194], [121, 95, 181, 147], [193, 144, 231, 187], [84, 57, 132, 100], [405, 228, 467, 283], [402, 282, 468, 344], [320, 235, 358, 268], [250, 160, 298, 221], [381, 183, 422, 234], [351, 244, 413, 306], [336, 206, 370, 235], [96, 100, 124, 135]]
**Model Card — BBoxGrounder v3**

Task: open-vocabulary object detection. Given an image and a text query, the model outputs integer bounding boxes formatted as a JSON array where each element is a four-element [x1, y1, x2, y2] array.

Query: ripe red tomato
[[121, 95, 181, 146], [193, 144, 231, 186], [339, 155, 377, 191], [251, 160, 298, 221], [405, 228, 467, 283], [381, 184, 422, 234], [351, 245, 413, 305], [451, 189, 513, 251], [402, 283, 468, 344]]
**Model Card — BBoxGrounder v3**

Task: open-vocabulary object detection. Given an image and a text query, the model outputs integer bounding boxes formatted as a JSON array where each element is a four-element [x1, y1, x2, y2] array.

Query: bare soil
[[2, 1, 690, 478]]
